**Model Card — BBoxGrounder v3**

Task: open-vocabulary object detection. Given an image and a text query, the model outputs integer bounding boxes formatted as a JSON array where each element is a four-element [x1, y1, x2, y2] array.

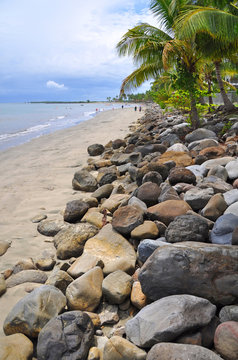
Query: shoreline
[[0, 108, 142, 272]]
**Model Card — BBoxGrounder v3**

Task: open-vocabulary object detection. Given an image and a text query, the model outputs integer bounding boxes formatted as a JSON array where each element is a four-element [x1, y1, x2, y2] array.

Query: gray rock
[[158, 183, 180, 202], [210, 213, 238, 245], [185, 129, 217, 143], [102, 270, 132, 304], [139, 242, 238, 305], [165, 215, 209, 243], [186, 165, 208, 178], [184, 187, 214, 211], [128, 196, 147, 213], [4, 285, 66, 337], [225, 158, 238, 180], [87, 143, 105, 156], [110, 152, 142, 166], [137, 238, 167, 264], [37, 219, 68, 237], [147, 343, 223, 360], [37, 311, 94, 360], [103, 336, 146, 360], [63, 200, 89, 223], [207, 165, 228, 181], [224, 201, 238, 217], [6, 270, 48, 288], [166, 143, 188, 152], [136, 182, 161, 207], [202, 157, 234, 170], [219, 305, 238, 322], [98, 302, 119, 325], [125, 294, 216, 348], [72, 170, 98, 192], [198, 175, 233, 193], [224, 189, 238, 206], [188, 138, 219, 151], [92, 184, 114, 200]]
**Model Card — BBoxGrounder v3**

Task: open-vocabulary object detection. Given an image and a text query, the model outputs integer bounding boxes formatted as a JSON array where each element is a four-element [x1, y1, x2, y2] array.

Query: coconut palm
[[175, 0, 238, 110], [117, 0, 204, 127]]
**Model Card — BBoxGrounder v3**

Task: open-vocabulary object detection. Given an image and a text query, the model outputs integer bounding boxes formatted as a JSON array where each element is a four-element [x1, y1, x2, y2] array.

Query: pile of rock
[[1, 104, 238, 360]]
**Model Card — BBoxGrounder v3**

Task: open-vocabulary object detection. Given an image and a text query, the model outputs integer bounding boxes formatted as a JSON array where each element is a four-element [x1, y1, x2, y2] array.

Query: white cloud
[[0, 0, 157, 78], [46, 80, 67, 90]]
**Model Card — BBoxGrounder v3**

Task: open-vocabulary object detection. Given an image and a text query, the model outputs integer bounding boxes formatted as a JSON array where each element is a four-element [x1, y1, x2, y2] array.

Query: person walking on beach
[[134, 106, 137, 111], [139, 106, 142, 112]]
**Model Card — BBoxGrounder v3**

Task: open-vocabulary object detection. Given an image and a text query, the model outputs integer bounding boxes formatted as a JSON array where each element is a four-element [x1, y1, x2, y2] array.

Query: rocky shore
[[1, 104, 238, 359]]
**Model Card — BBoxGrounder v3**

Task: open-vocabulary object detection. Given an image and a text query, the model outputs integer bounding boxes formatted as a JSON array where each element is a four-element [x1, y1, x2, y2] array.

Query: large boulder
[[37, 311, 94, 360], [139, 242, 238, 305], [72, 170, 98, 192], [165, 215, 209, 243], [3, 285, 66, 337], [84, 224, 136, 274], [125, 294, 216, 348], [66, 266, 103, 312], [147, 343, 223, 360], [112, 205, 144, 235], [103, 336, 146, 360], [147, 200, 192, 225], [0, 333, 33, 360], [54, 223, 98, 260]]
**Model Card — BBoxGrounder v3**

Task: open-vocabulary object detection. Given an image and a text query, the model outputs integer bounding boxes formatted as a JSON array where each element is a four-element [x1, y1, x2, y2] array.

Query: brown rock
[[232, 226, 238, 245], [136, 181, 161, 206], [102, 270, 132, 304], [45, 269, 73, 294], [13, 258, 36, 274], [0, 240, 11, 256], [103, 336, 147, 360], [131, 220, 159, 240], [168, 167, 196, 186], [67, 253, 104, 278], [148, 200, 192, 225], [66, 266, 103, 312], [0, 333, 33, 360], [201, 193, 228, 221], [158, 151, 193, 167], [0, 275, 6, 296], [131, 281, 147, 309], [82, 209, 109, 229], [101, 194, 130, 213], [199, 145, 226, 159], [112, 205, 144, 235], [84, 224, 136, 275], [214, 321, 238, 360]]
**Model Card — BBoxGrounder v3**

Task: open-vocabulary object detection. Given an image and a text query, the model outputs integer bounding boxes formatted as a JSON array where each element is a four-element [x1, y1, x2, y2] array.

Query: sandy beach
[[0, 107, 142, 335]]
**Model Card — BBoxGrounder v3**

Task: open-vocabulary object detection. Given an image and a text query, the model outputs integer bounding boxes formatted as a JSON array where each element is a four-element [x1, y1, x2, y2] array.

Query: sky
[[0, 0, 158, 102]]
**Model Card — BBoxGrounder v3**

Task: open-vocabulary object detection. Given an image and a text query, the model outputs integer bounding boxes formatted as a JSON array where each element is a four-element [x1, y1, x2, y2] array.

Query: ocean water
[[0, 102, 128, 151]]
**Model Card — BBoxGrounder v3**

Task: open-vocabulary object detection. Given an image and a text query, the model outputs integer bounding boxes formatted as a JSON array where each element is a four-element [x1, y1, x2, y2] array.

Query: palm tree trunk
[[189, 92, 200, 129], [214, 61, 235, 111], [208, 78, 213, 112]]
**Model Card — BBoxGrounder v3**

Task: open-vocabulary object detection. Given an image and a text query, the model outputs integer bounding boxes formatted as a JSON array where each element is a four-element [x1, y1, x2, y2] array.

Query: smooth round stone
[[0, 333, 33, 360], [45, 269, 73, 294], [166, 143, 189, 152], [137, 238, 167, 264], [102, 270, 132, 304], [214, 321, 238, 360], [128, 196, 147, 213], [72, 170, 98, 192], [142, 171, 163, 186], [131, 281, 147, 310], [37, 219, 68, 237], [131, 220, 159, 240], [226, 159, 238, 180], [136, 181, 161, 206], [87, 143, 105, 156], [224, 201, 238, 217], [207, 165, 228, 181], [224, 189, 238, 206], [184, 187, 214, 211], [112, 205, 144, 235], [186, 165, 208, 178], [188, 138, 219, 151], [147, 200, 192, 226], [202, 157, 234, 170], [201, 193, 227, 221], [64, 200, 89, 223], [92, 184, 114, 200], [210, 213, 238, 245], [168, 167, 196, 186]]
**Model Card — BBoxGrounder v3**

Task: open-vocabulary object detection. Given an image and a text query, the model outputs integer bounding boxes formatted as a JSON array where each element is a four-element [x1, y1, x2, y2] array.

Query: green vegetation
[[116, 0, 238, 128]]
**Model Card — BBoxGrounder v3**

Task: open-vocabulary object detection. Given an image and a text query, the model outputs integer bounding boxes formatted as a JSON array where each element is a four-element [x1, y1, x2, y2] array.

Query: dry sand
[[0, 107, 143, 335]]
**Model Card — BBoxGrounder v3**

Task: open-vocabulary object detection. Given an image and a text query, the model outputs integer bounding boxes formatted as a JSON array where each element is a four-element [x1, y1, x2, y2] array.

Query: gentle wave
[[0, 123, 50, 142]]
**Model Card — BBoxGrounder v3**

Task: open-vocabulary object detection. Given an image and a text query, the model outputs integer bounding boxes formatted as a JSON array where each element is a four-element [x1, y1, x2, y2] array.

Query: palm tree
[[117, 0, 204, 128], [175, 0, 238, 110]]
